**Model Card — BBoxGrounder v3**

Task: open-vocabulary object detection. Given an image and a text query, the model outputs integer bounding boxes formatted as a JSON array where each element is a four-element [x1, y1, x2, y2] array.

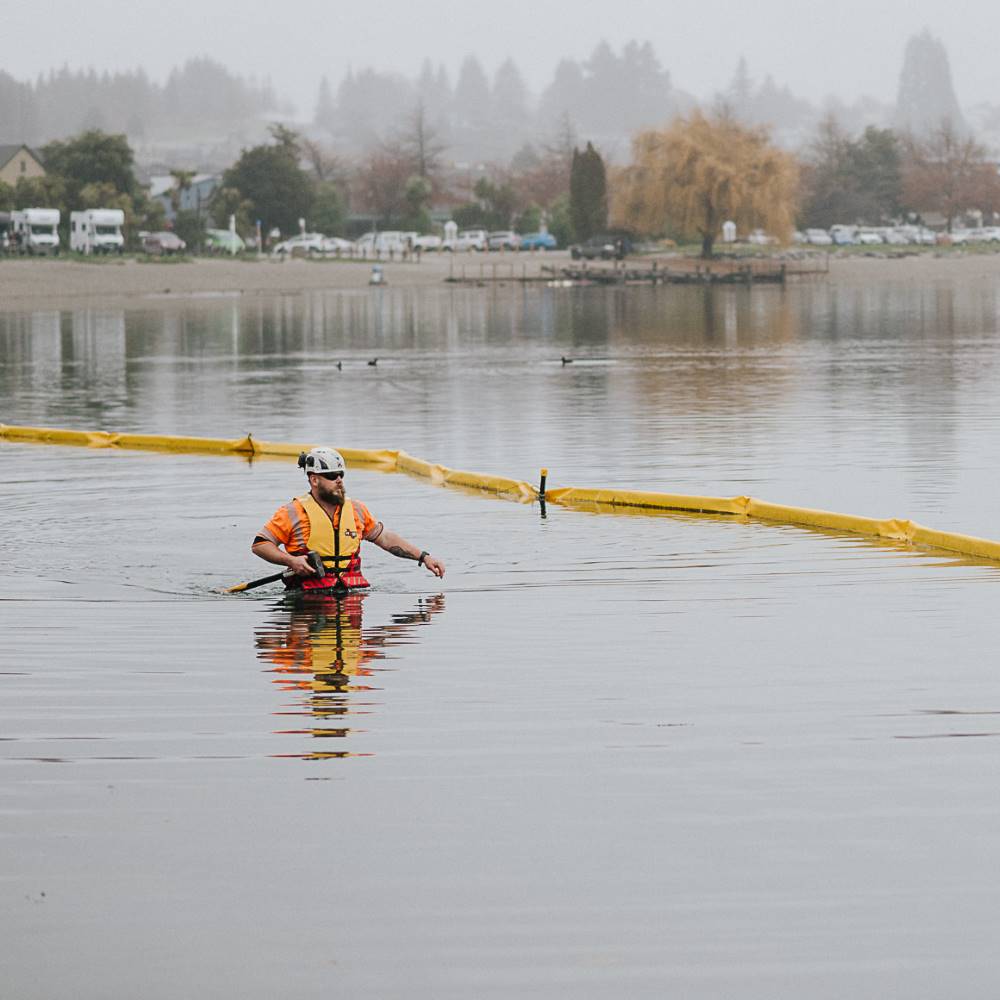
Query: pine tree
[[895, 31, 966, 136], [569, 142, 608, 241], [315, 76, 335, 133]]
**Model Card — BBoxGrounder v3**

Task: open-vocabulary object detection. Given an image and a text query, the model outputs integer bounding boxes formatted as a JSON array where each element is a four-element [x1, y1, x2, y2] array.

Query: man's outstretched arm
[[372, 527, 445, 578]]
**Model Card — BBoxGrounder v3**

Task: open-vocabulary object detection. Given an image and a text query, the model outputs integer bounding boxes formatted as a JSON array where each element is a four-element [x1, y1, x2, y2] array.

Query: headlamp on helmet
[[298, 447, 347, 476]]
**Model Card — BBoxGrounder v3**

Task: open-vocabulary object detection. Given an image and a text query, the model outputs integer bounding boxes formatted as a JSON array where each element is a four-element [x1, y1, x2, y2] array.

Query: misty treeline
[[316, 41, 852, 160], [798, 117, 1000, 232], [315, 105, 1000, 250], [4, 111, 997, 258], [0, 58, 280, 145], [315, 42, 909, 161], [613, 112, 1000, 256], [216, 122, 607, 247], [319, 41, 687, 161]]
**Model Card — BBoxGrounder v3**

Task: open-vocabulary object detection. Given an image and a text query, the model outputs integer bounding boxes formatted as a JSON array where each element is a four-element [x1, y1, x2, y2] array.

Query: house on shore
[[0, 145, 46, 186]]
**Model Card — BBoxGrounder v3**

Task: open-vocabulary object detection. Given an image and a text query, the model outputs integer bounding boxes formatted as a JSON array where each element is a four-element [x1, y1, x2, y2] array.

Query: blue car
[[519, 232, 557, 250]]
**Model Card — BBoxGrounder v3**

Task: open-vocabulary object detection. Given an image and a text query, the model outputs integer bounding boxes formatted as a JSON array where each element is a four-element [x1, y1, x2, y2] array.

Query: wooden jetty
[[444, 254, 829, 286]]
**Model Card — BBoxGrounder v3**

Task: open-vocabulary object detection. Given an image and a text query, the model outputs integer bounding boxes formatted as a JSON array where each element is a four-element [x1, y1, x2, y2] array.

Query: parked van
[[443, 229, 487, 251], [11, 208, 60, 255], [355, 231, 406, 256], [70, 208, 125, 254]]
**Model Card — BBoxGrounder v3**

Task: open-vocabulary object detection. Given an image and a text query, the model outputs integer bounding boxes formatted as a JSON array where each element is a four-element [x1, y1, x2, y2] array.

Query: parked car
[[519, 231, 557, 250], [883, 228, 910, 245], [912, 227, 937, 245], [321, 236, 355, 255], [980, 227, 1000, 243], [205, 228, 246, 254], [141, 231, 187, 256], [804, 228, 833, 246], [487, 230, 521, 251], [570, 235, 629, 260], [856, 229, 884, 245], [413, 234, 442, 251], [444, 229, 488, 251], [398, 231, 441, 252], [747, 229, 776, 245], [830, 225, 857, 245], [271, 233, 327, 256]]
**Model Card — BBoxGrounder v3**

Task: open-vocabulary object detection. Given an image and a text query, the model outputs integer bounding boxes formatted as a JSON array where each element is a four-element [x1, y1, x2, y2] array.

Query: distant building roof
[[0, 144, 44, 171], [149, 173, 222, 222], [149, 173, 218, 197]]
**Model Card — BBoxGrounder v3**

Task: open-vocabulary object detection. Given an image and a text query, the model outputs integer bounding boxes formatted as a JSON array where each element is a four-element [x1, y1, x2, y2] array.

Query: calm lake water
[[4, 280, 1000, 997]]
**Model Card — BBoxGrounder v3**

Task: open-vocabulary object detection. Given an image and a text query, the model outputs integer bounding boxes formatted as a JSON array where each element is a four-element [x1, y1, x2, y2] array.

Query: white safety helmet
[[297, 447, 347, 476]]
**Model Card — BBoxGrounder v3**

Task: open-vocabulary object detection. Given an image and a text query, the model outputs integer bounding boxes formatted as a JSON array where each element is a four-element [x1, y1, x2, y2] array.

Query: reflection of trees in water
[[254, 593, 445, 760]]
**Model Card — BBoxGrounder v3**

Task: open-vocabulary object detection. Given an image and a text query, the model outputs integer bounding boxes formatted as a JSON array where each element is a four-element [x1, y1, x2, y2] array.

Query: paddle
[[223, 551, 327, 594], [223, 570, 288, 594]]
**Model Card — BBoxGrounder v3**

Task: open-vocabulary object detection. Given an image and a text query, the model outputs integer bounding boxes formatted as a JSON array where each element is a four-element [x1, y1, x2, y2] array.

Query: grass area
[[637, 241, 1000, 260], [824, 241, 1000, 257]]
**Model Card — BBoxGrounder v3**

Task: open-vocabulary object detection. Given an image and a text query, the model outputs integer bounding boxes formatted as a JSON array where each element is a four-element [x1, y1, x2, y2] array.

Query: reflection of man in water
[[255, 592, 445, 758]]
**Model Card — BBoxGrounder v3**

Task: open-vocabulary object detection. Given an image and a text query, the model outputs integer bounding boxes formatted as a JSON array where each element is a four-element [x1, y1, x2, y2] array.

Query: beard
[[315, 480, 345, 505]]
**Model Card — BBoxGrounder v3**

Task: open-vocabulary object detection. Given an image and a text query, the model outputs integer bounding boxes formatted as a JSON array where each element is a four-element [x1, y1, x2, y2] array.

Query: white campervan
[[70, 209, 125, 254], [355, 230, 406, 257], [11, 208, 60, 255]]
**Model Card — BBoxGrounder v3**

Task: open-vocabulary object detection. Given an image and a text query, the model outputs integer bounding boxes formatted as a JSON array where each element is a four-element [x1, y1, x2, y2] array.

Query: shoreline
[[2, 251, 999, 308]]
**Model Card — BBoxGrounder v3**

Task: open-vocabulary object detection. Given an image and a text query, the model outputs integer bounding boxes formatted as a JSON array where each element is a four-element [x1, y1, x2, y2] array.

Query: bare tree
[[300, 137, 348, 184], [398, 101, 446, 184], [542, 112, 578, 175], [903, 121, 1000, 231], [357, 142, 414, 227]]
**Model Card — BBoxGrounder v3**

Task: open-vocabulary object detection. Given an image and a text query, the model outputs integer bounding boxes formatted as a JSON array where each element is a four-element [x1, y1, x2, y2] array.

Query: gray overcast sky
[[7, 0, 998, 114]]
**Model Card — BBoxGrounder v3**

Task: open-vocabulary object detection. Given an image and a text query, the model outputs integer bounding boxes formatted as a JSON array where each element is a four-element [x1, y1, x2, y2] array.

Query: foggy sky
[[8, 0, 999, 115]]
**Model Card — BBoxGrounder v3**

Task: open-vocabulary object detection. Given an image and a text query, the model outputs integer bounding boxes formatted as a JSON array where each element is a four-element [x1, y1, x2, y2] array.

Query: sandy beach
[[2, 250, 1000, 307], [0, 253, 552, 306]]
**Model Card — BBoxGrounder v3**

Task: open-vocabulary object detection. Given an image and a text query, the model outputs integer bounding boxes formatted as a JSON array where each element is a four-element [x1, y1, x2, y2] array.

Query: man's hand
[[422, 554, 445, 578], [286, 553, 319, 576], [252, 540, 320, 577]]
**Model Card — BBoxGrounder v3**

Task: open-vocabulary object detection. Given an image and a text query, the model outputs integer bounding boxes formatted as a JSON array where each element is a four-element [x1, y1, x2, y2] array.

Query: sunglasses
[[318, 471, 344, 481]]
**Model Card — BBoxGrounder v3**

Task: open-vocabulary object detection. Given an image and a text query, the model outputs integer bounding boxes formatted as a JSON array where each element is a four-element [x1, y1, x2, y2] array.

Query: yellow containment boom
[[4, 422, 1000, 564]]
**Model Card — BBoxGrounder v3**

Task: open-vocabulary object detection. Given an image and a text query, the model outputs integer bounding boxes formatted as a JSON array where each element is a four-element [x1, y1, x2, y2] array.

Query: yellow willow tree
[[613, 111, 799, 258]]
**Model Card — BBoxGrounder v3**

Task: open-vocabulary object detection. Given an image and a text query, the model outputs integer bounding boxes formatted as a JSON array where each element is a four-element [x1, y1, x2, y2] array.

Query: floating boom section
[[4, 422, 1000, 563]]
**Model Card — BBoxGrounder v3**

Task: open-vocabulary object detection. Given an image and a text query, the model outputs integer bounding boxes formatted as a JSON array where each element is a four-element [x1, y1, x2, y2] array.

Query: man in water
[[251, 447, 445, 592]]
